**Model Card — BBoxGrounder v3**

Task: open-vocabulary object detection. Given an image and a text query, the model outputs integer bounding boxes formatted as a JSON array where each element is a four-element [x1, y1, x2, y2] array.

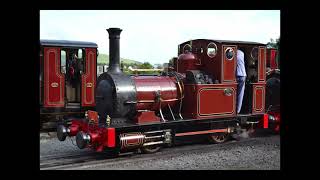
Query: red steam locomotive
[[56, 28, 280, 154]]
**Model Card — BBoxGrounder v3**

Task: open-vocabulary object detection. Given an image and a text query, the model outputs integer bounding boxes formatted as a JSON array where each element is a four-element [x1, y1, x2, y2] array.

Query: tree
[[267, 37, 280, 69], [266, 37, 280, 49], [120, 63, 124, 71], [168, 57, 176, 67], [154, 64, 163, 69], [138, 62, 154, 69]]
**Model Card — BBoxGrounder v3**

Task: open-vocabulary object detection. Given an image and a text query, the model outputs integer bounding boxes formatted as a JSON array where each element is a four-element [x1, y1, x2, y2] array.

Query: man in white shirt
[[236, 49, 247, 114]]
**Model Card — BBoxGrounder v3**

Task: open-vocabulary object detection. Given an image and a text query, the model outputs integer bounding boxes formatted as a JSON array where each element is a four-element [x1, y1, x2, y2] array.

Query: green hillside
[[98, 54, 142, 65], [60, 53, 141, 65]]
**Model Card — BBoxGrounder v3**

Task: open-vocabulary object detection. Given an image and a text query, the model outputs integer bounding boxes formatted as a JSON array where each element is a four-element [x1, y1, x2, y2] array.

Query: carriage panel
[[81, 48, 96, 107], [43, 47, 65, 107]]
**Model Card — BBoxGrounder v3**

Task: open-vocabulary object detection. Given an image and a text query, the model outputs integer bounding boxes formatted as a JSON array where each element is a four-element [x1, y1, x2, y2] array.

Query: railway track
[[40, 133, 278, 170], [40, 150, 137, 170]]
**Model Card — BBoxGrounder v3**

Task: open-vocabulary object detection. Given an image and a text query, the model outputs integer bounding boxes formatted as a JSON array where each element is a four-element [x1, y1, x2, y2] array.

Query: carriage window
[[80, 49, 85, 74], [61, 50, 66, 74], [207, 42, 217, 58], [78, 49, 83, 59], [225, 48, 234, 60]]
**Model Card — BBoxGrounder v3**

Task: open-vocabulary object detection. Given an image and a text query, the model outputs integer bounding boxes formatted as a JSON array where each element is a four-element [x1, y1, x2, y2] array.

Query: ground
[[40, 131, 280, 170]]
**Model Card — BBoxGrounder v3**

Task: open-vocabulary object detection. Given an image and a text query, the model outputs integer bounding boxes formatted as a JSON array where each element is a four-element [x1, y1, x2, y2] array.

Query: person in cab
[[236, 49, 247, 114]]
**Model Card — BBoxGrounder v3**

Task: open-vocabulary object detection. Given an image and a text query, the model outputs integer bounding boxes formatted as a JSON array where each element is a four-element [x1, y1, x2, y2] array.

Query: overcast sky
[[40, 10, 280, 65]]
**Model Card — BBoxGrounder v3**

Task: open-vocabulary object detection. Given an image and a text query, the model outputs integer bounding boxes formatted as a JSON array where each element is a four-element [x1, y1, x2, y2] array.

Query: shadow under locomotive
[[56, 27, 280, 155]]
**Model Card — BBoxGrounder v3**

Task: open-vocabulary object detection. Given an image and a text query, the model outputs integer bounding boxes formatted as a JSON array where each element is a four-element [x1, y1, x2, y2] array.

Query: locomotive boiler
[[95, 28, 183, 126], [56, 27, 280, 154]]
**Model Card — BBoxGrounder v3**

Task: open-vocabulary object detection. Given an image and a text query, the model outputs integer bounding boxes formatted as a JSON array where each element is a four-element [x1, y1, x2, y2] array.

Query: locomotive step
[[66, 103, 80, 109]]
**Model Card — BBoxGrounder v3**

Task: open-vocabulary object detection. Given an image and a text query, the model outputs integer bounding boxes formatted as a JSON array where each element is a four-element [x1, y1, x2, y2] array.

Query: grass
[[97, 54, 141, 65], [61, 53, 142, 65]]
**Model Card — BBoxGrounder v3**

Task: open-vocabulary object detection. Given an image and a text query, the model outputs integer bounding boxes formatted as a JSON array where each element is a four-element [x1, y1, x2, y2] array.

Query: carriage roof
[[40, 39, 98, 48]]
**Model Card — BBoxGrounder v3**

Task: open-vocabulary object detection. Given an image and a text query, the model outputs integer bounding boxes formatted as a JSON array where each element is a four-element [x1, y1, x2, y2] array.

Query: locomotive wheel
[[208, 133, 230, 144], [140, 145, 161, 154]]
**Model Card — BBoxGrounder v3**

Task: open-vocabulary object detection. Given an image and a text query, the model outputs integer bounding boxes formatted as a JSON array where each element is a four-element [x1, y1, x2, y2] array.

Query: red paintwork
[[252, 83, 266, 114], [259, 47, 266, 82], [87, 110, 98, 124], [134, 111, 160, 124], [222, 46, 236, 83], [68, 119, 116, 151], [106, 128, 116, 147], [81, 48, 97, 107], [267, 48, 278, 69], [43, 47, 65, 107], [89, 132, 101, 144], [263, 114, 269, 129], [182, 84, 237, 119], [132, 76, 180, 111], [69, 121, 83, 136]]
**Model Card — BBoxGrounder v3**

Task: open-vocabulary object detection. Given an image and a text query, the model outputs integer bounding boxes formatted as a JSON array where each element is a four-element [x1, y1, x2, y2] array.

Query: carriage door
[[222, 45, 236, 83], [43, 47, 65, 107], [81, 48, 97, 107]]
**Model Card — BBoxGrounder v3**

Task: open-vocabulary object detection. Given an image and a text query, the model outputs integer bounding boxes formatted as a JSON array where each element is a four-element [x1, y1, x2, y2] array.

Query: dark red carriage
[[40, 40, 97, 129]]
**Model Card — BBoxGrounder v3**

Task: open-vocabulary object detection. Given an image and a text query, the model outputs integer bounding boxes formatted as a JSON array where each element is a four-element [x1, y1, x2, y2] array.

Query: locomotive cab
[[176, 39, 266, 118]]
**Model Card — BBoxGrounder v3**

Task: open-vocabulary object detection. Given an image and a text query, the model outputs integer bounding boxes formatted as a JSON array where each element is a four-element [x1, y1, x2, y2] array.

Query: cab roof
[[40, 39, 98, 48], [182, 39, 266, 46]]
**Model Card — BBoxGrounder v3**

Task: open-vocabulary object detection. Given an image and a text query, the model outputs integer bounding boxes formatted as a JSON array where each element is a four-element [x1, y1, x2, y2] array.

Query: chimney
[[107, 28, 122, 74]]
